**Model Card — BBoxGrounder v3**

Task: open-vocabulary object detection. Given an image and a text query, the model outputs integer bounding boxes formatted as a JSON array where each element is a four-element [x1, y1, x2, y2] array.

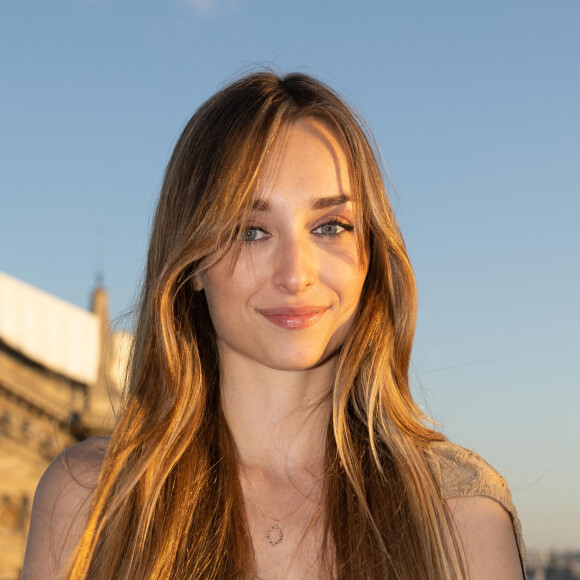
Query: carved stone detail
[[0, 284, 120, 579]]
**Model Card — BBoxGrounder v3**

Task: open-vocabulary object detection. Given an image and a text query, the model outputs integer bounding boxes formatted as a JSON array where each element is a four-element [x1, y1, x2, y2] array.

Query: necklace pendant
[[266, 521, 283, 546]]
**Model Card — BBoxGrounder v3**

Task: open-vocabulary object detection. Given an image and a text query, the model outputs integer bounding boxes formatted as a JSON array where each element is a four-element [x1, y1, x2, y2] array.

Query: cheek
[[203, 279, 234, 320], [201, 269, 231, 327], [340, 270, 368, 329], [322, 240, 368, 289], [201, 264, 259, 328], [351, 252, 370, 303], [325, 256, 368, 306]]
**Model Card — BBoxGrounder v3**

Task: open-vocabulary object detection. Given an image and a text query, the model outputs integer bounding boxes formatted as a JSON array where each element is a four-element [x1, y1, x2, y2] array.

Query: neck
[[219, 350, 335, 477]]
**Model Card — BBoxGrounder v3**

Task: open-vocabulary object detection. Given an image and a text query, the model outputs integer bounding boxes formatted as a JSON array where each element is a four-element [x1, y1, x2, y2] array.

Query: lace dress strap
[[426, 441, 526, 575]]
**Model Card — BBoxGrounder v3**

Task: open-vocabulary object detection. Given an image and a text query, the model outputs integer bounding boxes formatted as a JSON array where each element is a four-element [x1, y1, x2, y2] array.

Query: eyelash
[[312, 219, 354, 237], [238, 219, 354, 243]]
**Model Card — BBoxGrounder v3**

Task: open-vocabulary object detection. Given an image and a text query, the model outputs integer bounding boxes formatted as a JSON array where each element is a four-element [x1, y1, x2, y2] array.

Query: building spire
[[95, 224, 105, 289]]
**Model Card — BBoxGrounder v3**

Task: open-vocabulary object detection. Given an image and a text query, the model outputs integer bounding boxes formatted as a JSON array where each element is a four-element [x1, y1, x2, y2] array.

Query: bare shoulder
[[428, 441, 525, 579], [33, 435, 109, 507], [22, 436, 110, 579], [447, 495, 524, 579], [45, 435, 108, 486]]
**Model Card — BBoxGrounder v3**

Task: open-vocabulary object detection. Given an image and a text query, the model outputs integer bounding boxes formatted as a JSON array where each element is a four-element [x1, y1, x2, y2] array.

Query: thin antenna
[[95, 224, 105, 288]]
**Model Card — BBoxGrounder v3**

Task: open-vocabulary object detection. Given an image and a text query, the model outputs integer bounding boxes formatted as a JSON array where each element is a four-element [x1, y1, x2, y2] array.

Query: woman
[[23, 71, 525, 579]]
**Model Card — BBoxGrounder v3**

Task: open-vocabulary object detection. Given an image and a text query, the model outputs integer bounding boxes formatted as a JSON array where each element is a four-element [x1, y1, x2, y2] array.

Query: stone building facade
[[0, 272, 130, 579]]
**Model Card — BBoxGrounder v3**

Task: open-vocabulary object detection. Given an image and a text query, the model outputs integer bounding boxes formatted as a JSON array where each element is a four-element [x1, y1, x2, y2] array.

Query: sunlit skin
[[194, 119, 369, 577]]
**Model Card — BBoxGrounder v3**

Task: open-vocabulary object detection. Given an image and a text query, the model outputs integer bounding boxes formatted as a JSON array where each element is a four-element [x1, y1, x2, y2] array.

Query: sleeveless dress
[[426, 441, 526, 577]]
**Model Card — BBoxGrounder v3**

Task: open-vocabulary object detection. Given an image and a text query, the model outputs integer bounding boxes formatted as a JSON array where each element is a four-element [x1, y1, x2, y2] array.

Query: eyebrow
[[251, 194, 352, 212]]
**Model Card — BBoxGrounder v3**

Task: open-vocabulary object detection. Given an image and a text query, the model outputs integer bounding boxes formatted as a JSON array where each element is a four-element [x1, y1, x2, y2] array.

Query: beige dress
[[427, 441, 526, 577]]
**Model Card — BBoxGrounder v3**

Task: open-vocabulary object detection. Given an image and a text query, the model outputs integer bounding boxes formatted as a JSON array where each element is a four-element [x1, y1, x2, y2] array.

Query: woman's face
[[197, 118, 369, 372]]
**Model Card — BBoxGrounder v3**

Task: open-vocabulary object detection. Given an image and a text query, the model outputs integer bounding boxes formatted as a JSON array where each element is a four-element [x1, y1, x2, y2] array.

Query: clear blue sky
[[1, 0, 578, 550]]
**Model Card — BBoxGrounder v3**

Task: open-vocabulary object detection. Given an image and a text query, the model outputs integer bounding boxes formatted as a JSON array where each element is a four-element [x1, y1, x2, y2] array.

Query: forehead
[[253, 118, 352, 206]]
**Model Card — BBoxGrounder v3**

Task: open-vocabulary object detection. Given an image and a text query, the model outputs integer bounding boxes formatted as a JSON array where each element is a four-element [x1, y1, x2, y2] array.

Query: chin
[[262, 345, 340, 372]]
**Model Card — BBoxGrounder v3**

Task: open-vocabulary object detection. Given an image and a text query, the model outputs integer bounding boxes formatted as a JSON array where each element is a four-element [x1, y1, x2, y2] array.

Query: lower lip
[[260, 310, 327, 330]]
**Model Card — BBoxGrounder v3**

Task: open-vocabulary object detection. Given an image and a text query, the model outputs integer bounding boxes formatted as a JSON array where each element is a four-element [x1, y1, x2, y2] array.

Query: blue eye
[[240, 227, 268, 242], [312, 220, 353, 236]]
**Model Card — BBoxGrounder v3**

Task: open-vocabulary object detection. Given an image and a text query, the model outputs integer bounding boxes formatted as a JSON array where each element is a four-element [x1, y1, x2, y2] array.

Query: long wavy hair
[[67, 71, 466, 578]]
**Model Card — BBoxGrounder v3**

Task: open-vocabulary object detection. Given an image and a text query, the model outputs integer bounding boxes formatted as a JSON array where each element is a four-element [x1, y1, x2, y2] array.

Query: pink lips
[[258, 306, 328, 329]]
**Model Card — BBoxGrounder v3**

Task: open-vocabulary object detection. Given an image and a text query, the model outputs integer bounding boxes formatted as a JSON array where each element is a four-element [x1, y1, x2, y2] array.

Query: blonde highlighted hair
[[68, 71, 466, 578]]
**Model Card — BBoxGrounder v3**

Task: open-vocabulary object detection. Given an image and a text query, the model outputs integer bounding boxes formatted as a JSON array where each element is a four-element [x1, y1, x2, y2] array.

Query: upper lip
[[257, 306, 328, 316]]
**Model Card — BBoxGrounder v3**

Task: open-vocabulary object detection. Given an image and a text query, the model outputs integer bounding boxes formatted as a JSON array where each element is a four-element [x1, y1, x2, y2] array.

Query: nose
[[272, 235, 317, 294]]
